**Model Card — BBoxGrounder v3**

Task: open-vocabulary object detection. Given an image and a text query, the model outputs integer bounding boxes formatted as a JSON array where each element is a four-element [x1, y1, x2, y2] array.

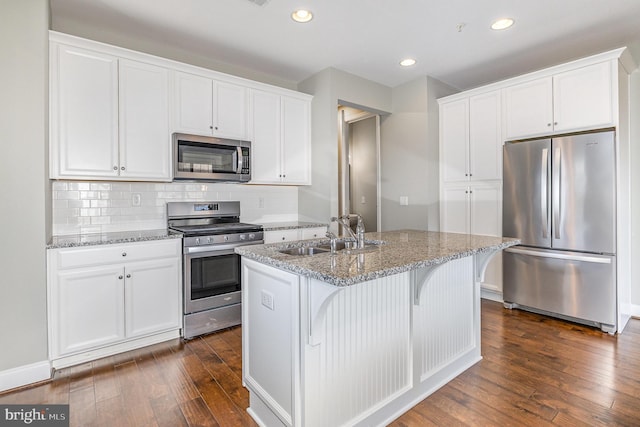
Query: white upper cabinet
[[51, 44, 119, 178], [440, 99, 469, 183], [119, 59, 170, 179], [469, 91, 502, 181], [50, 42, 171, 181], [440, 90, 501, 184], [552, 61, 614, 132], [503, 77, 553, 140], [249, 89, 312, 185], [503, 61, 615, 140], [173, 71, 248, 140]]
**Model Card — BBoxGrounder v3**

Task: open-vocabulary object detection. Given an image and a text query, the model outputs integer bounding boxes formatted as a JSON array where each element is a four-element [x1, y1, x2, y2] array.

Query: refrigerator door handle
[[553, 146, 561, 239], [541, 148, 549, 239], [505, 247, 612, 264]]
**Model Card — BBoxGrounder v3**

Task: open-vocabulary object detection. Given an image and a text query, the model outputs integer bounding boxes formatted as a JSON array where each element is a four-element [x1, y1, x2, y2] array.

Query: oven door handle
[[184, 240, 264, 255]]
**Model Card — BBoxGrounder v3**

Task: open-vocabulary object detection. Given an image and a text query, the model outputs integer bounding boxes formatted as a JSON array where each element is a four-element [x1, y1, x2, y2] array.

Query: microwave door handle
[[236, 147, 243, 174]]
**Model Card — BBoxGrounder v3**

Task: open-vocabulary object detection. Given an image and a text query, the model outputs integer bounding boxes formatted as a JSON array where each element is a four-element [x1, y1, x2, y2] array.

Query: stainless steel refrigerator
[[502, 130, 617, 333]]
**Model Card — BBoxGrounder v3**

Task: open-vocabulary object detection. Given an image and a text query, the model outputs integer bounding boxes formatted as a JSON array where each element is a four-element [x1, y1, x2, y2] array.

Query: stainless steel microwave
[[173, 133, 251, 182]]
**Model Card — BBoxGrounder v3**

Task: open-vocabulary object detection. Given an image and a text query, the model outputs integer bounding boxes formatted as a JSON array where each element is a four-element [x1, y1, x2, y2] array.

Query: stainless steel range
[[167, 201, 263, 339]]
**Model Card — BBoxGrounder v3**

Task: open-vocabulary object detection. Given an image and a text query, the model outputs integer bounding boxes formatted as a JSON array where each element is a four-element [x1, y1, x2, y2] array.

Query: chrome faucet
[[331, 214, 366, 249], [325, 230, 339, 255]]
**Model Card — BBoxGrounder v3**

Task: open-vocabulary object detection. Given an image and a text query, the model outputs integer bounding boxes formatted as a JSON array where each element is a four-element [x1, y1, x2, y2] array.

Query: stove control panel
[[183, 231, 264, 248]]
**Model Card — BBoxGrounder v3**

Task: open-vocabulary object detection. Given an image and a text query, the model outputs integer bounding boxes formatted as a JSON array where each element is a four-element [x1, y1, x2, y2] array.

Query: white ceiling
[[50, 0, 640, 90]]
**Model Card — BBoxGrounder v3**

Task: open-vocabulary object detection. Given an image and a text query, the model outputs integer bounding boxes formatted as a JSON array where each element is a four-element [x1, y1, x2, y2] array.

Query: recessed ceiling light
[[399, 58, 416, 67], [291, 9, 313, 23], [491, 18, 514, 30]]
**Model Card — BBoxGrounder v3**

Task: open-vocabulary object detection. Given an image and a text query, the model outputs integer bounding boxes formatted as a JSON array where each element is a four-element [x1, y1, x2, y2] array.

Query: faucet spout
[[331, 214, 366, 249]]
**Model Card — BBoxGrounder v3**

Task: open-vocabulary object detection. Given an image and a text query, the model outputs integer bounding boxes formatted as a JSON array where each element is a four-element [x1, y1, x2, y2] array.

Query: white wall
[[380, 77, 457, 231], [52, 181, 299, 234], [0, 0, 49, 376], [630, 68, 640, 313], [297, 68, 392, 227]]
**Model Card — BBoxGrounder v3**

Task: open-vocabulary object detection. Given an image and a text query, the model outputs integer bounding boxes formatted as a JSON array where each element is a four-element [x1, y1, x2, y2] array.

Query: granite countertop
[[47, 229, 181, 249], [261, 221, 328, 231], [235, 230, 520, 287]]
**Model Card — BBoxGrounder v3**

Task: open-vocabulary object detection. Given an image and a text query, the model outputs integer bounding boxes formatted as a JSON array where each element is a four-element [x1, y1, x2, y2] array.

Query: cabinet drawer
[[300, 227, 327, 240], [264, 229, 300, 244], [52, 239, 181, 270]]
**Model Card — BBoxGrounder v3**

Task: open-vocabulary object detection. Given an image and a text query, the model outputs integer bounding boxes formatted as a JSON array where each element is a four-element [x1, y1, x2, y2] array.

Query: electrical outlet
[[261, 290, 275, 311], [400, 196, 409, 206], [258, 197, 265, 208], [132, 193, 141, 206]]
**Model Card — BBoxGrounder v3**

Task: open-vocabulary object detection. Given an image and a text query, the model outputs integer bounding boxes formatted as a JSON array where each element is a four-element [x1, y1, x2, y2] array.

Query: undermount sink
[[278, 240, 385, 256], [315, 241, 383, 251], [278, 246, 330, 256]]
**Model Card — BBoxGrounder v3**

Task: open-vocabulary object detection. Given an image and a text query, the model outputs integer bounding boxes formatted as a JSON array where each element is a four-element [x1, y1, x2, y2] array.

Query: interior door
[[503, 138, 551, 247], [551, 131, 616, 253]]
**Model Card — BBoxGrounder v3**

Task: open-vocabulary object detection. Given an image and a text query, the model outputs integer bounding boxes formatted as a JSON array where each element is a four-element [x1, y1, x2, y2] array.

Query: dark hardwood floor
[[2, 300, 640, 426]]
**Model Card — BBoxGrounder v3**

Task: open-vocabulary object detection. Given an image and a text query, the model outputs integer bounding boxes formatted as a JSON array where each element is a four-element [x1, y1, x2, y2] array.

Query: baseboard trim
[[0, 360, 51, 393], [631, 303, 640, 318], [480, 287, 503, 303]]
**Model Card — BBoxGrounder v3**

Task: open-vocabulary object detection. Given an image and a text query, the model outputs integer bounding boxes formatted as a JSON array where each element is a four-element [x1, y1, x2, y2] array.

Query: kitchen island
[[235, 230, 519, 427]]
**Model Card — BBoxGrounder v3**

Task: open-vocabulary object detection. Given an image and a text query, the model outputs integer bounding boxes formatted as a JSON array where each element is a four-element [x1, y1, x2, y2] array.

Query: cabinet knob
[[122, 252, 127, 257], [554, 122, 558, 126], [282, 237, 286, 240], [121, 166, 125, 171], [465, 173, 468, 177], [118, 275, 123, 280], [547, 123, 552, 127], [126, 274, 131, 278], [113, 166, 118, 170], [209, 125, 213, 129]]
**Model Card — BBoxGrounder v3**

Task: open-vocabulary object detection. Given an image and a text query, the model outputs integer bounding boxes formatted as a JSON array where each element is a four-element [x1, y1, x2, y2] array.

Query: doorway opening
[[338, 102, 383, 232]]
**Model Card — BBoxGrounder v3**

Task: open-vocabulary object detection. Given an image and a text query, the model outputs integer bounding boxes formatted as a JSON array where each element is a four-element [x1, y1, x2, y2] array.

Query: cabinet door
[[440, 186, 470, 234], [440, 99, 469, 183], [553, 61, 614, 132], [125, 258, 182, 338], [174, 71, 214, 136], [213, 81, 247, 139], [52, 265, 125, 356], [281, 96, 311, 184], [469, 92, 502, 181], [52, 44, 119, 178], [469, 183, 502, 292], [503, 77, 553, 140], [119, 59, 171, 180], [469, 183, 501, 237], [250, 90, 282, 183]]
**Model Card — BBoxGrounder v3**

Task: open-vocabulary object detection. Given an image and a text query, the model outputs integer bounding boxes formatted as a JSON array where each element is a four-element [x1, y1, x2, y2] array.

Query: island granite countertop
[[235, 229, 520, 287]]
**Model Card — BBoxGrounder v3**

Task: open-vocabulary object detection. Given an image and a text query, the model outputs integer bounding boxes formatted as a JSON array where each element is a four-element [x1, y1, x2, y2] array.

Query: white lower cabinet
[[264, 226, 327, 244], [441, 182, 502, 294], [47, 239, 182, 368]]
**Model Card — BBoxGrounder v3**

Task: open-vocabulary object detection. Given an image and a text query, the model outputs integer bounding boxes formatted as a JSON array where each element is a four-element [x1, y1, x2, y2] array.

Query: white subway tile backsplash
[[51, 180, 299, 235]]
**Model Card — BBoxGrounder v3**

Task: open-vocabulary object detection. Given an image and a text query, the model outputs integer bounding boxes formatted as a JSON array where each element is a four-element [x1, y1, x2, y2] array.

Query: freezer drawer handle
[[505, 247, 612, 264]]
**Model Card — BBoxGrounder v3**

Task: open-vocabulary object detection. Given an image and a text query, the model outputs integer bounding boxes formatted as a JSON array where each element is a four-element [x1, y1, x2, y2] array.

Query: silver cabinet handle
[[126, 274, 131, 278], [113, 166, 118, 170], [121, 166, 125, 171], [122, 252, 127, 257], [118, 275, 123, 280]]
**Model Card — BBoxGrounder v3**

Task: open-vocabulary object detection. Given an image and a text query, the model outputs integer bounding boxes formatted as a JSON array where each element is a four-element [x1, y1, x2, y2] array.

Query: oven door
[[184, 248, 242, 314]]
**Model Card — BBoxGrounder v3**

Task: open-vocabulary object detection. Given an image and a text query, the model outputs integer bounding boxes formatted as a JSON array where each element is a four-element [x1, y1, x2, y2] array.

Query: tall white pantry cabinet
[[439, 47, 637, 304]]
